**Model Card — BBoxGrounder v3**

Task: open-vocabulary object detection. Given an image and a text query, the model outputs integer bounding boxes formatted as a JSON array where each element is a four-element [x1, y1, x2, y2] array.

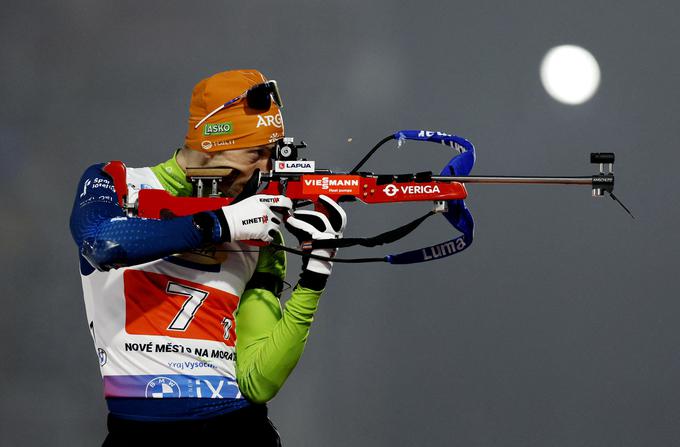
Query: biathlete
[[70, 69, 346, 446]]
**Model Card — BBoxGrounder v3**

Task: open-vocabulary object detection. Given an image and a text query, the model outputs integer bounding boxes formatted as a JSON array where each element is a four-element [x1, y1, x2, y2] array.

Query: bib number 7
[[166, 282, 208, 331], [123, 270, 239, 344]]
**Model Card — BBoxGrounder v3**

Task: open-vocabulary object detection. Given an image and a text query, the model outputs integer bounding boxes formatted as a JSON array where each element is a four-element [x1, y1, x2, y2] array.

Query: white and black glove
[[285, 195, 347, 276], [217, 194, 293, 243]]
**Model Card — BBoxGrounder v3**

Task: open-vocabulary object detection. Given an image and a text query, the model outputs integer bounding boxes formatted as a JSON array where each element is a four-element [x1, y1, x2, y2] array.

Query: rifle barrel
[[263, 172, 596, 186], [432, 175, 593, 185]]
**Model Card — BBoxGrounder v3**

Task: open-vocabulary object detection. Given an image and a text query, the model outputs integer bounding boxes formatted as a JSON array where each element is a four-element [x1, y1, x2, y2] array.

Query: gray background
[[1, 0, 678, 445]]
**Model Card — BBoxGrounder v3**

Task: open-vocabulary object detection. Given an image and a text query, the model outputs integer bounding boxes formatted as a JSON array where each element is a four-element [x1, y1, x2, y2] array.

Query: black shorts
[[103, 404, 281, 446]]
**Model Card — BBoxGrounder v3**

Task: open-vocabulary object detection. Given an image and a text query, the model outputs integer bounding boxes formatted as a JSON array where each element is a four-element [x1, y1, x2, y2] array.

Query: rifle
[[125, 130, 632, 264]]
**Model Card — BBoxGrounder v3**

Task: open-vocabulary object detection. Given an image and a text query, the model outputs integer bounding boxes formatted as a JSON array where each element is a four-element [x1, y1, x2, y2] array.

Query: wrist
[[214, 209, 231, 242], [193, 212, 224, 243], [298, 270, 328, 291], [304, 248, 335, 276]]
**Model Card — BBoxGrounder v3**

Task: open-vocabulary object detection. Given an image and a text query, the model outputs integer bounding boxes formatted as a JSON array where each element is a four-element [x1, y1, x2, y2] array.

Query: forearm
[[79, 214, 214, 271], [235, 278, 325, 404], [234, 194, 345, 403], [70, 163, 220, 271]]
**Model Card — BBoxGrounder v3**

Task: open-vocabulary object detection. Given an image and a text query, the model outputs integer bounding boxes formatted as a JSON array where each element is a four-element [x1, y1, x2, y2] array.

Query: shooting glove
[[285, 195, 347, 276], [217, 195, 292, 242]]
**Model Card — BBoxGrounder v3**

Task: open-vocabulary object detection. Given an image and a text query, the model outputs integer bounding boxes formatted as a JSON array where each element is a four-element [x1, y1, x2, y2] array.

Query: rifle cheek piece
[[185, 166, 239, 198]]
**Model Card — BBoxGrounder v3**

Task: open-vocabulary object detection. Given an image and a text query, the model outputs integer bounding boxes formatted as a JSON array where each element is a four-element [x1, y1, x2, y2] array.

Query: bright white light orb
[[540, 45, 601, 105]]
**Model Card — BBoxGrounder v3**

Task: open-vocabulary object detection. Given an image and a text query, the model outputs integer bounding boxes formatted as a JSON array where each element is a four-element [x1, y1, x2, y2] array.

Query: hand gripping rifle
[[128, 130, 632, 264]]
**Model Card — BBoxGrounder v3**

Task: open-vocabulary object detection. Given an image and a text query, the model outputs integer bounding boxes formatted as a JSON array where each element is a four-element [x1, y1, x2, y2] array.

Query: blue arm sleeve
[[69, 164, 217, 274]]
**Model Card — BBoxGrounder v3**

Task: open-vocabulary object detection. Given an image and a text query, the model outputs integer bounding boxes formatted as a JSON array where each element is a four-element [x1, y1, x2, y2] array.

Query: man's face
[[179, 145, 274, 197]]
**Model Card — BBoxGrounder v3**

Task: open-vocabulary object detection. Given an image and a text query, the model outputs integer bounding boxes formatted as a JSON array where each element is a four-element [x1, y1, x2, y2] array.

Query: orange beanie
[[185, 69, 284, 152]]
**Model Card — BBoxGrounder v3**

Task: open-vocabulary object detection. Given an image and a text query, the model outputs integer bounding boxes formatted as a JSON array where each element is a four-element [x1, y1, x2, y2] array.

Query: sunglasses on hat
[[194, 80, 283, 129]]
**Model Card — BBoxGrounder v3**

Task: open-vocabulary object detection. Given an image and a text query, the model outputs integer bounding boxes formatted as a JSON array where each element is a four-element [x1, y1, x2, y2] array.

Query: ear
[[176, 146, 210, 171]]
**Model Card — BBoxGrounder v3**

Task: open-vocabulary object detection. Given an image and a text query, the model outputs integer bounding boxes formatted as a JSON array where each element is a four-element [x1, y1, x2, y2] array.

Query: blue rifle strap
[[385, 130, 476, 264]]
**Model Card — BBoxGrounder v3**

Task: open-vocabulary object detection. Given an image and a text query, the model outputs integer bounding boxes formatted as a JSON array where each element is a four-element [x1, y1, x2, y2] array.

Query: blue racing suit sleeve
[[69, 164, 220, 274]]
